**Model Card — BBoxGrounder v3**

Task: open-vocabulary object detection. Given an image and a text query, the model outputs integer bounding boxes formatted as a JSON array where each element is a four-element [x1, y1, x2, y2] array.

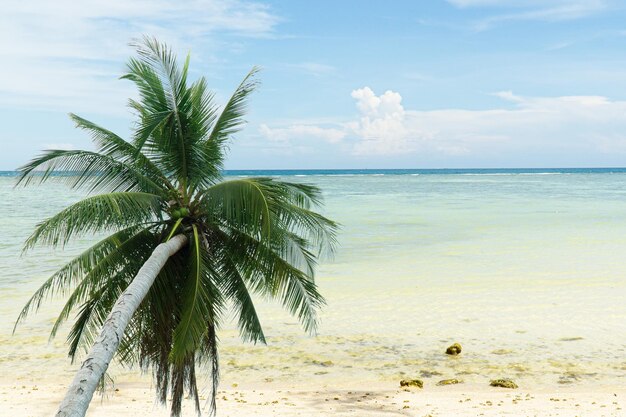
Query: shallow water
[[1, 172, 625, 388]]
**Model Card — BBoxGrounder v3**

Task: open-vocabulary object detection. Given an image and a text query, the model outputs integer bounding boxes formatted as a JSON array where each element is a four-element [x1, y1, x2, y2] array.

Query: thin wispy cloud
[[259, 123, 346, 144], [446, 0, 609, 30], [288, 62, 337, 77], [0, 0, 280, 113]]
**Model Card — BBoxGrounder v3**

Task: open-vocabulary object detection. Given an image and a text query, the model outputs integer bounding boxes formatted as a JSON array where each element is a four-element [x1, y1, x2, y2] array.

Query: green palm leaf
[[170, 225, 222, 364], [50, 226, 158, 341], [222, 228, 326, 333], [14, 225, 149, 328], [208, 66, 260, 146], [16, 149, 166, 195], [219, 253, 266, 344], [69, 113, 174, 191], [200, 178, 272, 238], [24, 192, 164, 249]]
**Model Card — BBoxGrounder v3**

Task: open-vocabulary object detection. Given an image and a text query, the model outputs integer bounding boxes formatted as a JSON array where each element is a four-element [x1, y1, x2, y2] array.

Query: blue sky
[[2, 0, 626, 169]]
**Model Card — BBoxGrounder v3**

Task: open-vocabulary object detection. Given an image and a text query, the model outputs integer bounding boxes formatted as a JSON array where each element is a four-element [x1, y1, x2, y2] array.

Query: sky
[[2, 0, 626, 169]]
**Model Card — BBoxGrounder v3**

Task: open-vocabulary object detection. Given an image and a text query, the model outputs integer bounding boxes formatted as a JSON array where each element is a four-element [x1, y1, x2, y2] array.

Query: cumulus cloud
[[349, 87, 626, 157], [262, 86, 626, 163], [346, 87, 412, 155]]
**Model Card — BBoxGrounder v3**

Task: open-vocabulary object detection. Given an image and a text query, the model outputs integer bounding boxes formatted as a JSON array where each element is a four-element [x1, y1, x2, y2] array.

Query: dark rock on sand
[[400, 379, 424, 388], [490, 379, 518, 389], [445, 343, 462, 355], [437, 379, 462, 386]]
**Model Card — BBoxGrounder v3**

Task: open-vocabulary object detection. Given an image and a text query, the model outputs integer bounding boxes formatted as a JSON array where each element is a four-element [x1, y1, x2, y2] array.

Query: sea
[[1, 168, 625, 390]]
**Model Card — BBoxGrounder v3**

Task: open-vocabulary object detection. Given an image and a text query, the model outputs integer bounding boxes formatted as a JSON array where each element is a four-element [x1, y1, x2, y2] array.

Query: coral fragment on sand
[[490, 379, 518, 389], [400, 379, 424, 388], [437, 379, 462, 386], [445, 343, 462, 355]]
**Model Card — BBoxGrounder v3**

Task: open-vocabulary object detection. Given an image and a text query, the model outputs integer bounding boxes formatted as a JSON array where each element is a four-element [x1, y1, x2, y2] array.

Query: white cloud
[[289, 62, 336, 77], [0, 0, 279, 113], [491, 90, 524, 102], [446, 0, 608, 30], [262, 87, 626, 162], [347, 87, 412, 155], [259, 123, 346, 144], [448, 0, 605, 10]]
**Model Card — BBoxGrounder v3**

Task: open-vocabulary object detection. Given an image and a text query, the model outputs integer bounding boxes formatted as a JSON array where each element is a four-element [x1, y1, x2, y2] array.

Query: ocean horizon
[[3, 167, 626, 177]]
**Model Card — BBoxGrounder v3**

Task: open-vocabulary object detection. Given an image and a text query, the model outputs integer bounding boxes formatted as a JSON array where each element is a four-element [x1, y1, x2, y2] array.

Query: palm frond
[[50, 226, 158, 342], [122, 57, 167, 116], [202, 324, 219, 417], [203, 178, 338, 255], [16, 149, 166, 196], [69, 113, 174, 192], [128, 37, 194, 190], [200, 179, 273, 238], [218, 227, 325, 334], [14, 225, 149, 329], [24, 192, 163, 249], [170, 225, 222, 364], [207, 67, 260, 146], [219, 254, 266, 344], [66, 273, 128, 362], [132, 36, 189, 109]]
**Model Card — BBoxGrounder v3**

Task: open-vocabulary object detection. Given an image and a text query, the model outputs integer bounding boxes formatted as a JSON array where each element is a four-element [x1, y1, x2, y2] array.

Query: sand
[[2, 380, 624, 417]]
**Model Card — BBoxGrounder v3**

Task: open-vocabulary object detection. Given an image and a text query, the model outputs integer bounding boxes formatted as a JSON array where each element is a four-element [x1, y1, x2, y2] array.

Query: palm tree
[[14, 36, 337, 417]]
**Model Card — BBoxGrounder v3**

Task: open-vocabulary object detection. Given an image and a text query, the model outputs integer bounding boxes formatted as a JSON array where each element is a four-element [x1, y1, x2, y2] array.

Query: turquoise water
[[1, 171, 626, 388]]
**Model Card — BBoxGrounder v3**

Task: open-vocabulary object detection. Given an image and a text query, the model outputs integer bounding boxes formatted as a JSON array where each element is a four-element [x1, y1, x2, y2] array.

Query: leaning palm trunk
[[56, 234, 188, 417]]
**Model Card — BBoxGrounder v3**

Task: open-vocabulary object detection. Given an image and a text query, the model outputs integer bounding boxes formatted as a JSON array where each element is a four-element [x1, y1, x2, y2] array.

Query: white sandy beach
[[3, 379, 624, 417]]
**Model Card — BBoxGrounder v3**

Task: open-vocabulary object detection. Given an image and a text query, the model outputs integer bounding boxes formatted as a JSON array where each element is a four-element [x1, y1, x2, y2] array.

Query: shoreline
[[3, 380, 624, 416], [3, 173, 626, 416]]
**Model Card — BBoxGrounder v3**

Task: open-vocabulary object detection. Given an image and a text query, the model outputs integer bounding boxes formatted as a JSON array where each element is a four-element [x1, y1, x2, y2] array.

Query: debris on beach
[[557, 372, 582, 384], [490, 379, 518, 389], [400, 379, 424, 388], [420, 369, 443, 378], [311, 360, 334, 367], [445, 343, 462, 355], [558, 337, 584, 342], [491, 349, 513, 355], [437, 379, 462, 386]]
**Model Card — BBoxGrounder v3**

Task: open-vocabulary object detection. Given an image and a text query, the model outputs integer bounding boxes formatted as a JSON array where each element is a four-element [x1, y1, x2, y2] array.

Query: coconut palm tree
[[14, 36, 337, 417]]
